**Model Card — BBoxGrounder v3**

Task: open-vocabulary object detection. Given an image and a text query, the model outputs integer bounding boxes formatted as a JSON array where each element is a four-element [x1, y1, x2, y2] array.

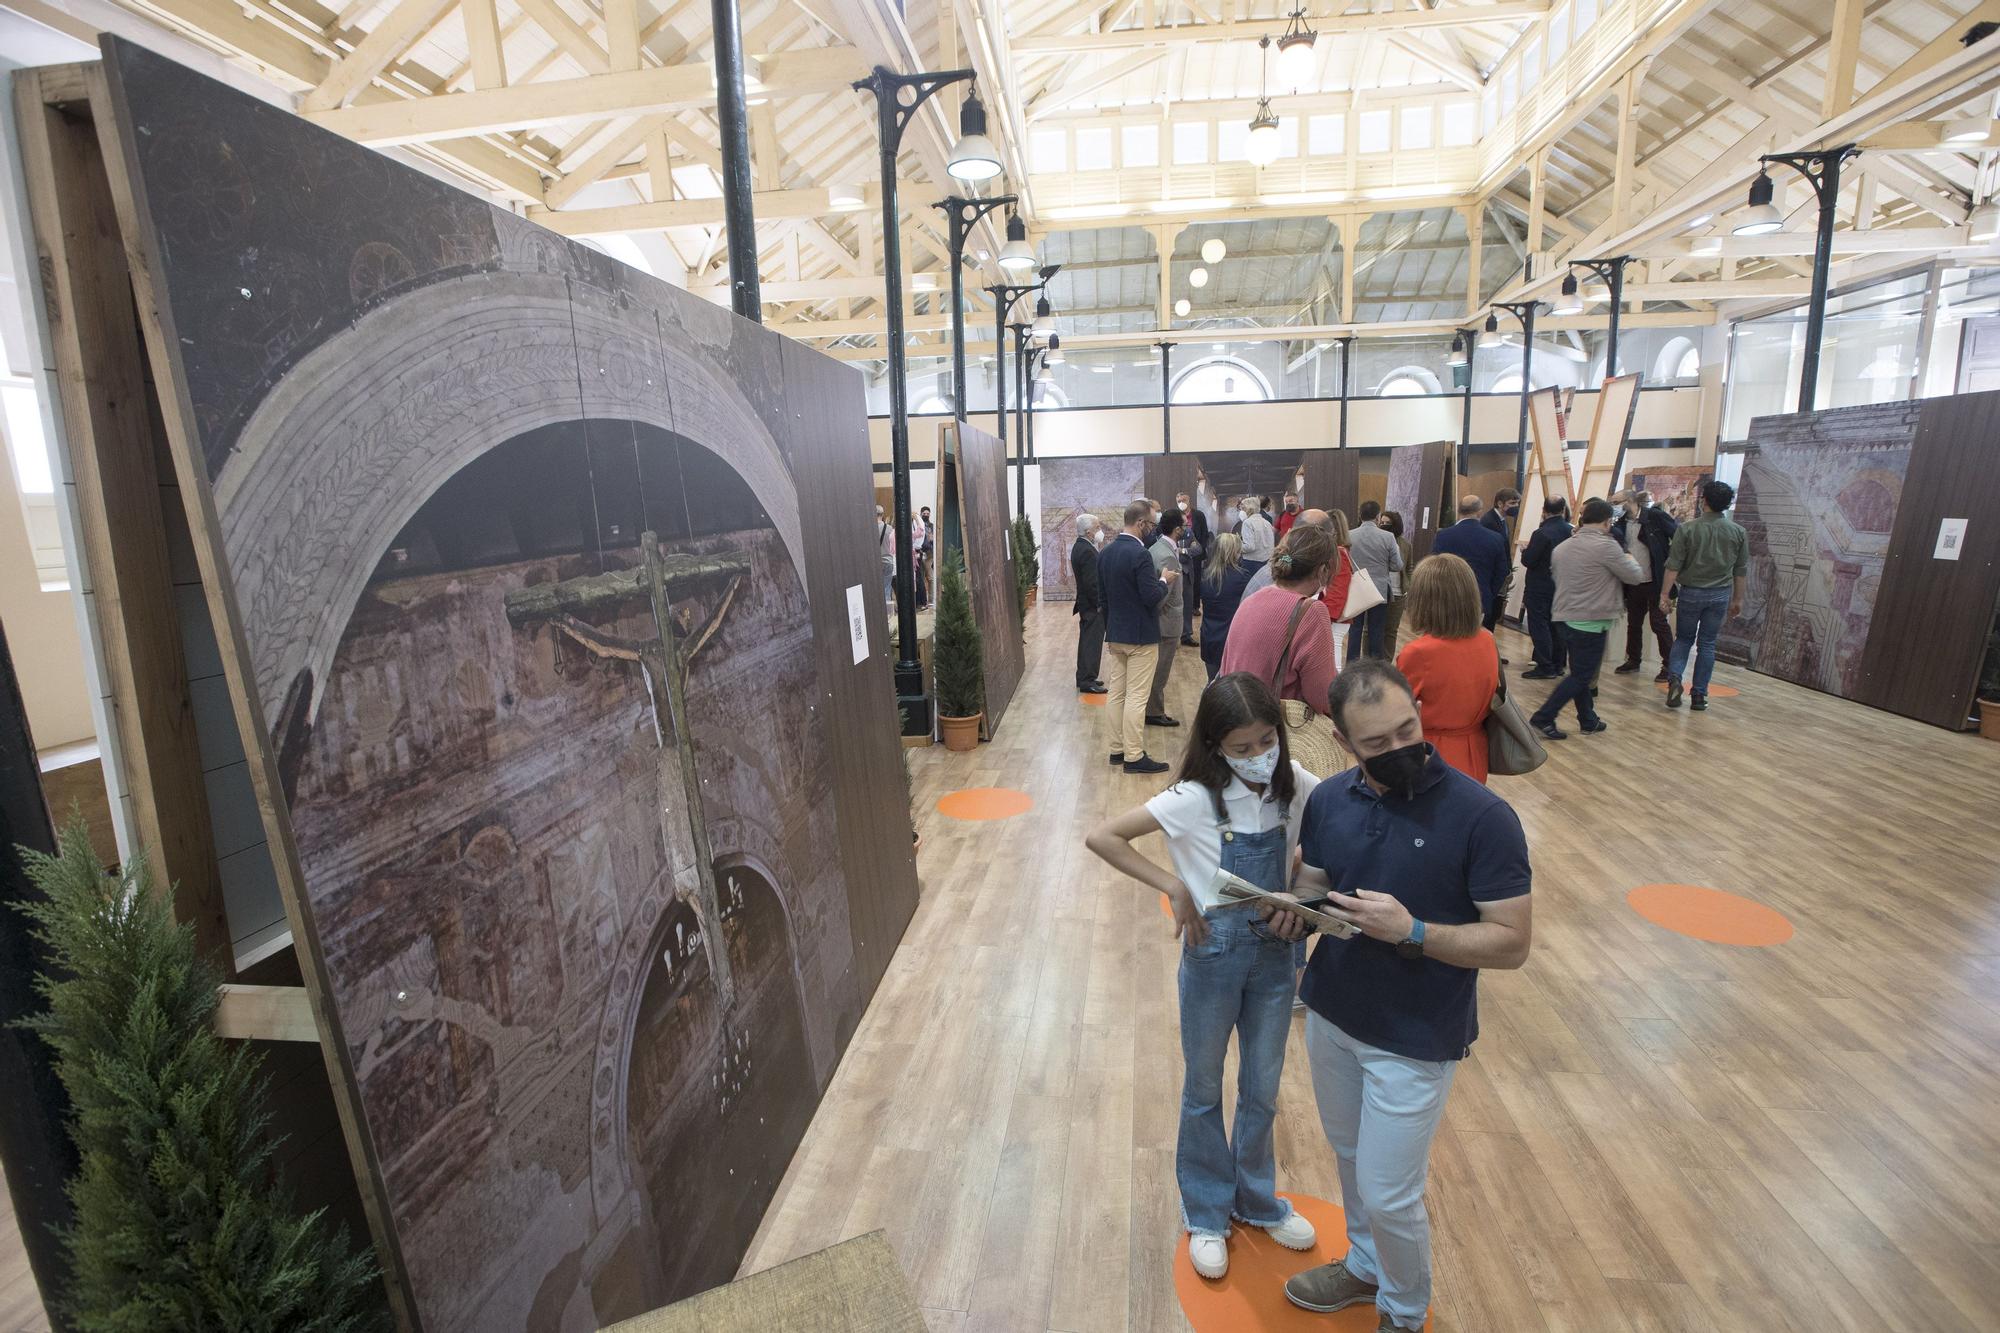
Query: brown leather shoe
[[1284, 1258, 1378, 1313]]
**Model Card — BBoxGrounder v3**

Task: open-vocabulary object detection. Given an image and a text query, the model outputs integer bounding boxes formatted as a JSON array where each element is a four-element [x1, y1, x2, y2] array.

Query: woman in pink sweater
[[1219, 524, 1338, 711]]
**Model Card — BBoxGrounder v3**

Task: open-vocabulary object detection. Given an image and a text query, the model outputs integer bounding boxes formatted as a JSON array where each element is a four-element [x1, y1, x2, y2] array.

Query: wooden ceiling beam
[[528, 182, 908, 235], [1012, 1, 1549, 55]]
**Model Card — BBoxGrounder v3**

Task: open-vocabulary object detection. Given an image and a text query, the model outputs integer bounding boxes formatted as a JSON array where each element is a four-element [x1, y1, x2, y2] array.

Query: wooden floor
[[742, 603, 2000, 1333], [0, 1162, 49, 1333]]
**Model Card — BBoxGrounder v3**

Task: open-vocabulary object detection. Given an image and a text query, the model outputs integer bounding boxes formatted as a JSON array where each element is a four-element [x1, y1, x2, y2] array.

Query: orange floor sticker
[[1081, 692, 1107, 706], [1654, 681, 1741, 698], [1174, 1193, 1432, 1331], [1627, 883, 1793, 946], [935, 787, 1034, 821]]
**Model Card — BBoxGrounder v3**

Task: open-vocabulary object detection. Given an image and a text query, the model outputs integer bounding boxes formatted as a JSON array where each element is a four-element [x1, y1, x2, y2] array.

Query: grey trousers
[[1146, 635, 1178, 716]]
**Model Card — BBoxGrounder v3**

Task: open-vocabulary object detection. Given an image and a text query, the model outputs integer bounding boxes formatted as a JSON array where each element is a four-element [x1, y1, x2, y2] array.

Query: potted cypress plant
[[1011, 516, 1039, 613], [933, 554, 985, 751], [1977, 609, 2000, 741]]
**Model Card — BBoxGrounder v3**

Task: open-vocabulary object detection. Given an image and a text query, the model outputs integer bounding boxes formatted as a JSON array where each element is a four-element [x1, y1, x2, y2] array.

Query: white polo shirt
[[1145, 764, 1321, 909]]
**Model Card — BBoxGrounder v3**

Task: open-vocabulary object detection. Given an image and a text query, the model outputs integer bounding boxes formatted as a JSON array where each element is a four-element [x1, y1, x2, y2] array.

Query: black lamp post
[[987, 267, 1058, 512], [1757, 146, 1859, 413], [933, 191, 1016, 417], [1009, 320, 1032, 514], [853, 66, 1002, 736], [711, 0, 760, 318], [1565, 256, 1631, 384], [1490, 300, 1540, 494], [1451, 330, 1475, 476], [1335, 336, 1352, 449], [1159, 340, 1174, 454]]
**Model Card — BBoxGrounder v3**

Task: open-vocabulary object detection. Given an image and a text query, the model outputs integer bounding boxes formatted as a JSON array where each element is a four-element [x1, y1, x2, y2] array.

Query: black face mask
[[1361, 742, 1429, 797]]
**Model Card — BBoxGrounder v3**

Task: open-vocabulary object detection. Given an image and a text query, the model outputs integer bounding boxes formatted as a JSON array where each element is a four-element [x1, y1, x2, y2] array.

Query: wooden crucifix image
[[506, 534, 749, 1013]]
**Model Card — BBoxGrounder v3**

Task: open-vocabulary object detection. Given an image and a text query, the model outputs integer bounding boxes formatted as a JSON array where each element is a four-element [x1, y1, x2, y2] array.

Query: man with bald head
[[1431, 494, 1510, 630], [1242, 508, 1332, 599], [1072, 512, 1107, 693]]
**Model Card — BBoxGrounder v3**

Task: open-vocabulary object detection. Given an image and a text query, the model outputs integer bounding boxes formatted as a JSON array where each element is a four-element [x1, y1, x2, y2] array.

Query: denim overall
[[1176, 786, 1301, 1238]]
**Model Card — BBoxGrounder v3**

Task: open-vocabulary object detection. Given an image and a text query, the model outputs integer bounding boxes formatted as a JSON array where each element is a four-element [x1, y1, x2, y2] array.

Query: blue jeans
[[1667, 584, 1732, 694], [1177, 908, 1298, 1236], [1307, 1013, 1456, 1331], [1530, 624, 1606, 728]]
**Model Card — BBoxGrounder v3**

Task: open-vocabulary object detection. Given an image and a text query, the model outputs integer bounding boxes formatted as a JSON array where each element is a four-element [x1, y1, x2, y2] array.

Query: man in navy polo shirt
[[1265, 659, 1532, 1333]]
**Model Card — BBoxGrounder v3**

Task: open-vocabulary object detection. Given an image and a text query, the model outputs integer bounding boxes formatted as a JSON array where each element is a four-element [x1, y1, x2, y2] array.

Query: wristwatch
[[1395, 919, 1426, 960]]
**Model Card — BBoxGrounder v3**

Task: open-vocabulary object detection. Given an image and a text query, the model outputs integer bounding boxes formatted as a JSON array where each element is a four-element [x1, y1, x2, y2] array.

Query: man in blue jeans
[[1659, 480, 1750, 712], [1264, 661, 1533, 1333]]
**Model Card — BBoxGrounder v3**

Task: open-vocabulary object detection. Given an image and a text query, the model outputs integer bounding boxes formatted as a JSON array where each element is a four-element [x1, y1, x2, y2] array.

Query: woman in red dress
[[1395, 553, 1501, 782]]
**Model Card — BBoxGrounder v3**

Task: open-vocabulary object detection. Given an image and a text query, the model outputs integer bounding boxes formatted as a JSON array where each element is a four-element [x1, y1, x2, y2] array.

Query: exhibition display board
[[1384, 441, 1453, 565], [936, 421, 1024, 738], [20, 41, 919, 1331], [1731, 393, 2000, 729]]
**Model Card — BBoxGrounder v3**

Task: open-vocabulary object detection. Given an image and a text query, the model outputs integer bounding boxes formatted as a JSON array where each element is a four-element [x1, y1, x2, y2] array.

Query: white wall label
[[1421, 506, 1432, 530], [1935, 517, 1968, 561], [846, 584, 869, 663]]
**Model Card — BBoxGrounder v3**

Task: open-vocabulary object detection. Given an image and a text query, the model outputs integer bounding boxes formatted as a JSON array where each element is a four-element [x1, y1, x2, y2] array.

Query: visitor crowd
[[1065, 475, 1748, 1330]]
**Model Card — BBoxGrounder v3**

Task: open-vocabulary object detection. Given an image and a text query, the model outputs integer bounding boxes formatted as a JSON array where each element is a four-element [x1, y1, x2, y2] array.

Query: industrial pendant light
[[947, 88, 1004, 182], [1046, 334, 1066, 365], [1733, 169, 1784, 236], [1447, 332, 1468, 367], [1276, 5, 1318, 87], [1477, 313, 1501, 349], [1247, 37, 1283, 167], [997, 210, 1037, 271], [1033, 296, 1055, 338], [1551, 272, 1583, 317]]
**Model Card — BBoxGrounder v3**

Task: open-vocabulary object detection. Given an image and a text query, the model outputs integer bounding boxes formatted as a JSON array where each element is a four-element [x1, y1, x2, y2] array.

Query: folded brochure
[[1207, 869, 1358, 938]]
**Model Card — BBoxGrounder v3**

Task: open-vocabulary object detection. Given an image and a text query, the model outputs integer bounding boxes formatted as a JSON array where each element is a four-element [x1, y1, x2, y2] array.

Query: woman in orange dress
[[1395, 553, 1501, 783]]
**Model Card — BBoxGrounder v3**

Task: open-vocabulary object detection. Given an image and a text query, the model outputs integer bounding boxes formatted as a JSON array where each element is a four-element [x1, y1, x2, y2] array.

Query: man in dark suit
[[1477, 487, 1520, 632], [1519, 497, 1573, 679], [1101, 499, 1176, 774], [1174, 491, 1209, 645], [1432, 494, 1512, 630], [1610, 489, 1679, 679], [1071, 513, 1107, 693]]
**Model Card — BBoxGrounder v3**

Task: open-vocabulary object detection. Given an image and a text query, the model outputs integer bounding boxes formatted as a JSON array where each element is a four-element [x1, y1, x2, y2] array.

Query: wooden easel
[[14, 63, 416, 1328]]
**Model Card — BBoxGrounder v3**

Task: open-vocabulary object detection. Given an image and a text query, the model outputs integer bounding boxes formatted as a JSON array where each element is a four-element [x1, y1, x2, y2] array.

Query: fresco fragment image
[[1722, 442, 1909, 698], [1628, 465, 1714, 525], [101, 37, 915, 1331], [1039, 455, 1147, 601]]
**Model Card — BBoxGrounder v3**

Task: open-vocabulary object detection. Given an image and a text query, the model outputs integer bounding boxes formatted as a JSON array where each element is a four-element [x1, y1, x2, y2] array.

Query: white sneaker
[[1188, 1233, 1228, 1279], [1266, 1211, 1317, 1251]]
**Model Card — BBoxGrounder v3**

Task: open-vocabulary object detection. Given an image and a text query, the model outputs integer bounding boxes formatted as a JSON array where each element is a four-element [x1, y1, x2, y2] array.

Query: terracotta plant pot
[[1980, 699, 2000, 742], [939, 712, 983, 752]]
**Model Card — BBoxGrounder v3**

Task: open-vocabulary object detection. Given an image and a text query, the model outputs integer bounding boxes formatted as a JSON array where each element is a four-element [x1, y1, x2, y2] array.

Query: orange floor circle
[[1654, 680, 1742, 698], [1080, 692, 1107, 706], [1174, 1193, 1433, 1331], [935, 787, 1034, 821], [1627, 883, 1794, 946]]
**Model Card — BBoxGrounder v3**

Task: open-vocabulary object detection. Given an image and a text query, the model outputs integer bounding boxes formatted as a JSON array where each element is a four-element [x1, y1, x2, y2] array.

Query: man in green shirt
[[1658, 480, 1750, 711]]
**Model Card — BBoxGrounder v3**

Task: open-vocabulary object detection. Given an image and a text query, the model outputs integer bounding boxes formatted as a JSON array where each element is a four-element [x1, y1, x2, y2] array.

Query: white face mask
[[1223, 745, 1281, 785]]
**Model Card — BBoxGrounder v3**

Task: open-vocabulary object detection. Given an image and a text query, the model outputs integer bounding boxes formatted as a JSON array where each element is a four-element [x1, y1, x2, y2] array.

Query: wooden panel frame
[[13, 67, 229, 966], [1576, 373, 1641, 501]]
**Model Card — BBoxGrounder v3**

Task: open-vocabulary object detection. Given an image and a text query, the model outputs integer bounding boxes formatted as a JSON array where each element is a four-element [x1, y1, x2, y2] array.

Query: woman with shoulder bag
[[1394, 553, 1501, 783], [1218, 525, 1345, 776]]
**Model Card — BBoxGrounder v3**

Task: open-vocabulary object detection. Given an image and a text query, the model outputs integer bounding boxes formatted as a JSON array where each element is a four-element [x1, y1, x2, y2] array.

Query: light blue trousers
[[1306, 1011, 1457, 1331]]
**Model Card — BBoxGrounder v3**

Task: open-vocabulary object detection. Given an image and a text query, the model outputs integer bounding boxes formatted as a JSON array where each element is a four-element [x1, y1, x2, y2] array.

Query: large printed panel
[[101, 38, 916, 1331], [1724, 402, 1919, 699], [941, 421, 1025, 737], [1039, 455, 1148, 602]]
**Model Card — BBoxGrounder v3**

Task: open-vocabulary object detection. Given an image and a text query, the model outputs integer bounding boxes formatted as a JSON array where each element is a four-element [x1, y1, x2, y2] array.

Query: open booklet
[[1206, 869, 1359, 939]]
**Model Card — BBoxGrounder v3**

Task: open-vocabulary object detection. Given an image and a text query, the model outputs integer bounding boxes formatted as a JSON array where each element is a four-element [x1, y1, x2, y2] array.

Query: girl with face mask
[[1085, 674, 1323, 1282]]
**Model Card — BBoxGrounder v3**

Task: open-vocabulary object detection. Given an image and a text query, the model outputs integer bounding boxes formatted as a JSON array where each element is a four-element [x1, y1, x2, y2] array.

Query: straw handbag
[[1270, 596, 1349, 779]]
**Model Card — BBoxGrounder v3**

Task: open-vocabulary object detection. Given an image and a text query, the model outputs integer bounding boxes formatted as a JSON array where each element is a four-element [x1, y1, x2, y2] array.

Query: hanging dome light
[[1477, 313, 1502, 349], [1189, 266, 1209, 288], [947, 88, 1004, 182], [1552, 272, 1583, 317], [1033, 296, 1055, 338], [1046, 334, 1065, 365], [1174, 297, 1192, 317], [1276, 6, 1318, 86], [1970, 200, 2000, 245], [1036, 357, 1053, 383], [1201, 237, 1227, 264], [1246, 100, 1282, 167], [1733, 169, 1784, 236], [1447, 332, 1468, 367], [997, 211, 1037, 272]]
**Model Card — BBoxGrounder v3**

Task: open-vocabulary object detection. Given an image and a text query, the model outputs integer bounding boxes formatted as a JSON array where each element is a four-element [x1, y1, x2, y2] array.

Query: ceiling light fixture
[[947, 88, 1004, 182], [1275, 4, 1318, 87], [1733, 169, 1785, 236], [1447, 332, 1468, 367], [1033, 296, 1055, 338], [1189, 266, 1209, 288], [1046, 334, 1065, 365], [1552, 272, 1583, 317], [1174, 297, 1192, 317], [997, 210, 1037, 271], [1477, 313, 1501, 349], [1201, 237, 1227, 264], [1247, 37, 1283, 167]]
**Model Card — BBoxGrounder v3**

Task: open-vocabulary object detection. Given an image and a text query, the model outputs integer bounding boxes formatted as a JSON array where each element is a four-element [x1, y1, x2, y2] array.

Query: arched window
[[1031, 381, 1070, 409], [1490, 371, 1539, 393], [1653, 336, 1699, 383], [914, 394, 952, 414], [1376, 365, 1442, 396], [1170, 356, 1273, 404]]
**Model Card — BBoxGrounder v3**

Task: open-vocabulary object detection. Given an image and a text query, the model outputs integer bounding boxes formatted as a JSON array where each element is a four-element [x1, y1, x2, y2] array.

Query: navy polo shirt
[[1298, 748, 1531, 1062]]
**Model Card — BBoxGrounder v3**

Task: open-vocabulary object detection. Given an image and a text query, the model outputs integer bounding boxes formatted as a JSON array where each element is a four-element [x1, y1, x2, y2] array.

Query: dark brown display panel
[[68, 36, 918, 1331], [938, 421, 1024, 738]]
